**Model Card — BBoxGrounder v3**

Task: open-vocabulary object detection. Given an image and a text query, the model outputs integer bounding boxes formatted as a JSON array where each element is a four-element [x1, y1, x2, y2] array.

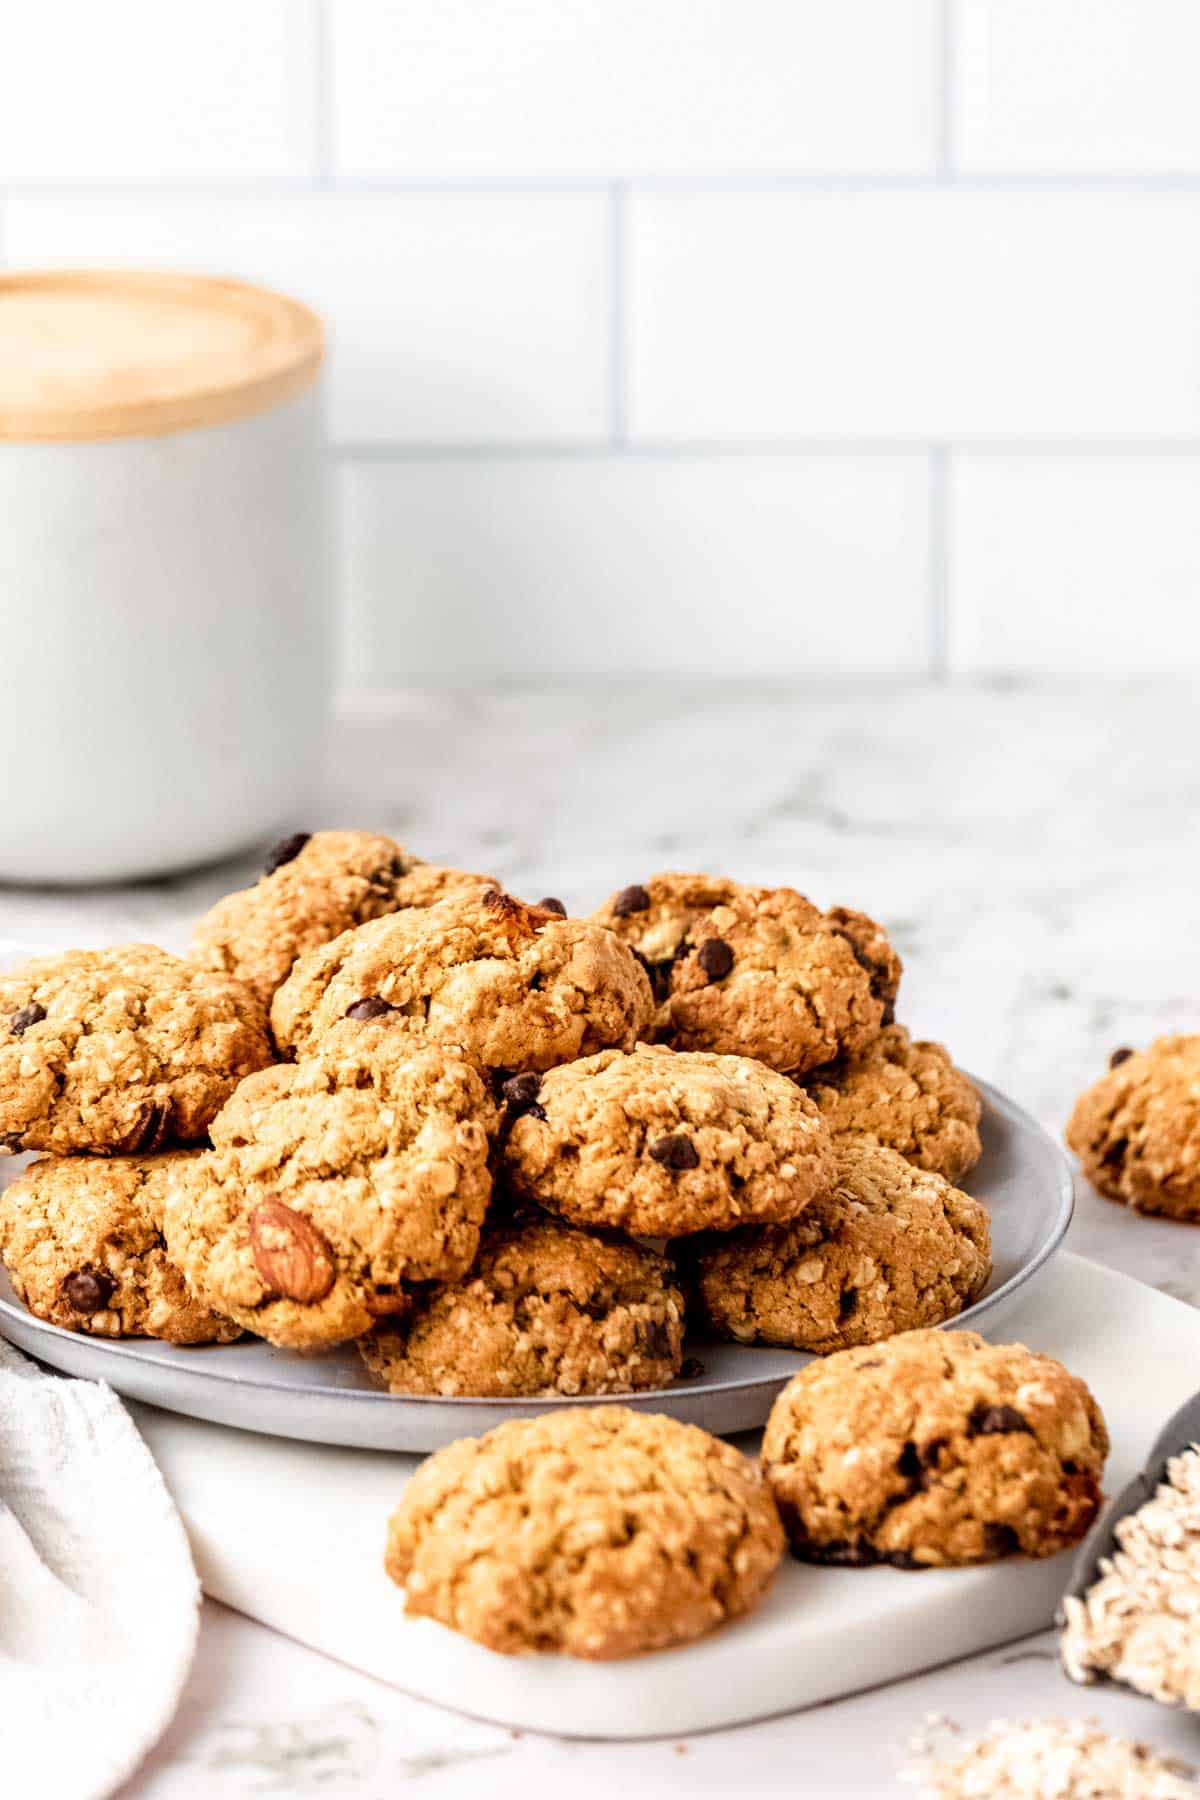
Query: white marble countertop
[[7, 681, 1200, 1796]]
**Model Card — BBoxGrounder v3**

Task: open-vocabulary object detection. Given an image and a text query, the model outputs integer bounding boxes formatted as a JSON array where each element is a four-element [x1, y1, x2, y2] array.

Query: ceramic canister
[[0, 270, 329, 883]]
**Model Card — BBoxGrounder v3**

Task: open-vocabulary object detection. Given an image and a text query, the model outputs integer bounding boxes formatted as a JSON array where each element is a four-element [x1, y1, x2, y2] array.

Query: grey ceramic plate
[[0, 1075, 1072, 1452]]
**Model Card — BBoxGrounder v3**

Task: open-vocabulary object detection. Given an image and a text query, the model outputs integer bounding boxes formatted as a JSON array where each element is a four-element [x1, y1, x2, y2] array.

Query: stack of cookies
[[0, 831, 1113, 1662], [0, 831, 991, 1387]]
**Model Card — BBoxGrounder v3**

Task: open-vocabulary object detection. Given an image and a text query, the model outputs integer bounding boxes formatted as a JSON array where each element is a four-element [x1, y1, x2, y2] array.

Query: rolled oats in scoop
[[1062, 1444, 1200, 1709]]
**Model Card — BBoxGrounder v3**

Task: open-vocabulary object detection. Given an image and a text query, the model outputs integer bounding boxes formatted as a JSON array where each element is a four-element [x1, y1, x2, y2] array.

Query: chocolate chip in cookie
[[648, 1132, 700, 1171], [612, 883, 651, 917], [264, 831, 311, 874], [345, 996, 397, 1021], [10, 1002, 45, 1036]]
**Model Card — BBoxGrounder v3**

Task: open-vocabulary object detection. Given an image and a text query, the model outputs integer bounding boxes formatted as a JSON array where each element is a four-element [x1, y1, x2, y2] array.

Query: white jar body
[[0, 390, 330, 884]]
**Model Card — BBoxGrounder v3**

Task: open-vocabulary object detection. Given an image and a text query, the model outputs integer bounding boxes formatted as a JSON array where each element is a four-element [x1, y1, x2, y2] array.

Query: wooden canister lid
[[0, 270, 324, 442]]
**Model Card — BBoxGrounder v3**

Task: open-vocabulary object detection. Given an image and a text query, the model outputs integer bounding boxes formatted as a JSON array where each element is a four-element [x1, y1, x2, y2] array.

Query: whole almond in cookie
[[191, 828, 496, 1006], [0, 1152, 240, 1344], [161, 1037, 496, 1349], [762, 1329, 1108, 1568], [502, 1042, 835, 1236], [271, 887, 654, 1073], [1066, 1035, 1200, 1219], [591, 872, 900, 1075], [0, 945, 272, 1156], [385, 1407, 784, 1658], [684, 1141, 991, 1352]]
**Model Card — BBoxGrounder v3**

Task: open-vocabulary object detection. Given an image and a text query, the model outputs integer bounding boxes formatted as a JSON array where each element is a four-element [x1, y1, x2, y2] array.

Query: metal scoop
[[1058, 1388, 1200, 1682]]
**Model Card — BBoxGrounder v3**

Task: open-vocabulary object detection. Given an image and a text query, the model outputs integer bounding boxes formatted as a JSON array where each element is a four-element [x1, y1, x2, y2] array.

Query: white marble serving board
[[129, 1252, 1196, 1741]]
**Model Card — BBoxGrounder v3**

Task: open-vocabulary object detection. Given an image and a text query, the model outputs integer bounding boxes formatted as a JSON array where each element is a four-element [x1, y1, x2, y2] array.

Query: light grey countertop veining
[[7, 681, 1199, 1796]]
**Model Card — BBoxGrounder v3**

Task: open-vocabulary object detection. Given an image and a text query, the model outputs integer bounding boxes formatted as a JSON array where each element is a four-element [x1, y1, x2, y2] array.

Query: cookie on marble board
[[0, 945, 272, 1156], [0, 1151, 240, 1343], [385, 1406, 784, 1658], [800, 1024, 983, 1184], [501, 1041, 836, 1237], [161, 1036, 496, 1349], [191, 828, 496, 1006], [684, 1141, 991, 1353], [1066, 1036, 1200, 1220], [590, 871, 900, 1075], [359, 1212, 684, 1397], [271, 886, 654, 1073], [762, 1328, 1108, 1568]]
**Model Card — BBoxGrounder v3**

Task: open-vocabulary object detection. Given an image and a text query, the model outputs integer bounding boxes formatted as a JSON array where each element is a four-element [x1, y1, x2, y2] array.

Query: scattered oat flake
[[1061, 1444, 1200, 1708], [902, 1716, 1196, 1798]]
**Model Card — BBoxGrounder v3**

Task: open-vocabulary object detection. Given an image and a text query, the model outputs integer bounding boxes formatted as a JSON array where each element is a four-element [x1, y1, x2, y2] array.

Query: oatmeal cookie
[[502, 1042, 835, 1237], [1066, 1036, 1200, 1219], [685, 1141, 991, 1352], [762, 1328, 1108, 1567], [161, 1036, 496, 1348], [191, 828, 494, 1005], [271, 887, 654, 1072], [801, 1024, 982, 1183], [0, 945, 272, 1156], [0, 1152, 239, 1343], [359, 1213, 684, 1396], [385, 1406, 784, 1658], [591, 872, 900, 1075]]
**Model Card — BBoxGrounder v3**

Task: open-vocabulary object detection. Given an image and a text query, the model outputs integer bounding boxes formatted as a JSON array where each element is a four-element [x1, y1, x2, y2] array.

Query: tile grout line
[[929, 446, 951, 679], [608, 183, 628, 447], [311, 0, 335, 184], [332, 439, 1200, 463], [11, 172, 1200, 197], [937, 0, 956, 179]]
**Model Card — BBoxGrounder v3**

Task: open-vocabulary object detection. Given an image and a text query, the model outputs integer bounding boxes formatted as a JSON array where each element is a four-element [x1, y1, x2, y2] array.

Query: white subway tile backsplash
[[4, 193, 609, 445], [331, 0, 937, 179], [338, 455, 931, 685], [953, 1, 1200, 173], [949, 455, 1200, 673], [0, 2, 316, 180], [628, 190, 1200, 441]]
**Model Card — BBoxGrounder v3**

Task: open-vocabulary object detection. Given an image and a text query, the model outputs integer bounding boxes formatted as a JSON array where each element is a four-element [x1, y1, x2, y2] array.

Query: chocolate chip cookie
[[762, 1328, 1108, 1567], [0, 945, 273, 1156], [161, 1037, 496, 1349], [271, 887, 654, 1072], [385, 1406, 784, 1658], [359, 1213, 684, 1397], [1066, 1036, 1200, 1219], [801, 1025, 983, 1184], [191, 829, 495, 1005], [591, 872, 900, 1075], [502, 1042, 836, 1237], [0, 1152, 240, 1343], [685, 1142, 991, 1353]]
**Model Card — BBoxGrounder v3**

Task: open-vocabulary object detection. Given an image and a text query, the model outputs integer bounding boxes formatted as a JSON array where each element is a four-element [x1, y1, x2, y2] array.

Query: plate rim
[[0, 1072, 1074, 1411]]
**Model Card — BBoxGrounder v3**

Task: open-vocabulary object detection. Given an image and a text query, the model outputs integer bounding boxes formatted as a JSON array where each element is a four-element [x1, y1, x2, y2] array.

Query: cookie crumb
[[903, 1716, 1196, 1797], [1062, 1443, 1200, 1708]]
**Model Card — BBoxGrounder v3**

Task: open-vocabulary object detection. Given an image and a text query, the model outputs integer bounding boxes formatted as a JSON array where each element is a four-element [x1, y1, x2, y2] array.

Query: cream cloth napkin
[[0, 1339, 199, 1800]]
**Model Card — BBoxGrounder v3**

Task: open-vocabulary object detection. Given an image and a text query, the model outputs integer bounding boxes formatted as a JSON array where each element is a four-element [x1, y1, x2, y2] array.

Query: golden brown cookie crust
[[191, 829, 494, 1005], [385, 1406, 784, 1658], [1066, 1036, 1200, 1219], [271, 888, 654, 1072], [161, 1037, 496, 1349], [686, 1141, 991, 1352], [762, 1328, 1108, 1568], [801, 1025, 983, 1184], [0, 945, 273, 1156], [502, 1042, 836, 1237], [591, 872, 899, 1074], [359, 1214, 684, 1397], [0, 1152, 240, 1343]]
